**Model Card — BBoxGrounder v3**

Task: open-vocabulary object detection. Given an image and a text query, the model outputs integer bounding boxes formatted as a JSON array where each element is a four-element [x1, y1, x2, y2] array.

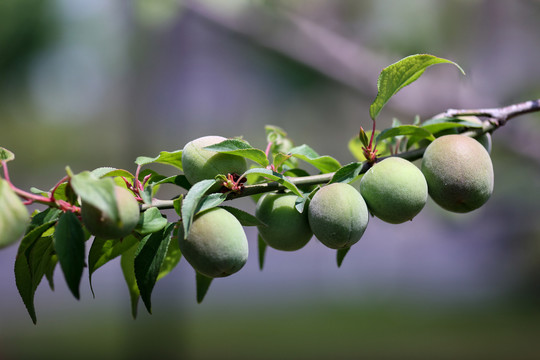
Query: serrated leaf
[[121, 243, 140, 319], [135, 150, 183, 170], [196, 271, 213, 303], [370, 54, 465, 120], [54, 212, 85, 299], [376, 125, 435, 144], [204, 139, 269, 167], [15, 236, 54, 324], [337, 247, 350, 267], [70, 171, 120, 224], [135, 207, 168, 235], [331, 162, 366, 184], [242, 168, 303, 197], [88, 235, 139, 296], [288, 144, 341, 173], [44, 254, 58, 291], [17, 214, 62, 256], [157, 227, 182, 281], [258, 234, 267, 271], [0, 147, 15, 163], [196, 193, 228, 214], [134, 223, 175, 313], [220, 205, 265, 226], [181, 179, 219, 238]]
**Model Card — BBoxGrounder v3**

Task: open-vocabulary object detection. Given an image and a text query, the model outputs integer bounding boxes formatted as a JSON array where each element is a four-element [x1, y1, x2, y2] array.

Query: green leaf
[[196, 193, 228, 214], [242, 168, 303, 197], [422, 122, 470, 134], [44, 254, 58, 291], [359, 127, 370, 148], [54, 212, 86, 299], [135, 150, 183, 170], [348, 131, 391, 162], [331, 162, 366, 184], [90, 167, 134, 179], [135, 207, 168, 235], [0, 147, 15, 163], [18, 216, 59, 257], [220, 205, 265, 226], [369, 54, 465, 120], [15, 236, 55, 324], [204, 139, 269, 167], [265, 125, 288, 143], [337, 247, 350, 268], [121, 243, 140, 319], [14, 216, 60, 322], [376, 125, 435, 144], [196, 271, 213, 303], [157, 227, 182, 281], [134, 223, 175, 314], [45, 182, 76, 204], [257, 234, 267, 271], [173, 196, 183, 217], [88, 235, 139, 296], [70, 171, 120, 224], [141, 185, 153, 205], [181, 179, 219, 238], [294, 186, 319, 214], [289, 144, 341, 173], [153, 175, 191, 190], [273, 153, 292, 172]]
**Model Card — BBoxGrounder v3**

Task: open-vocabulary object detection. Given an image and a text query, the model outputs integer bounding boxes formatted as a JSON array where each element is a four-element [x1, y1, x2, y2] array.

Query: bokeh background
[[2, 0, 540, 359]]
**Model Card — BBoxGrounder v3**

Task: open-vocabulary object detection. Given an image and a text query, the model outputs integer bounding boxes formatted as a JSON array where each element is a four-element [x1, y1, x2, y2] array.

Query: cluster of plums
[[79, 133, 494, 280]]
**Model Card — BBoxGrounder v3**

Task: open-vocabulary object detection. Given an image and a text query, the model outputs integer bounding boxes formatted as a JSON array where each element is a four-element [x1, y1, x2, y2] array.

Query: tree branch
[[142, 99, 540, 211]]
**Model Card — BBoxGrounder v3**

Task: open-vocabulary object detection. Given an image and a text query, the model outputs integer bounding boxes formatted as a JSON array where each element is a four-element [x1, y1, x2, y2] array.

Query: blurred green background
[[2, 0, 540, 359]]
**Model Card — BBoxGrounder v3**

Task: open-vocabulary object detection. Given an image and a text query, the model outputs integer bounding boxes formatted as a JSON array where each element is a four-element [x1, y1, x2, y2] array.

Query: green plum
[[178, 207, 248, 278], [308, 183, 369, 249], [421, 134, 494, 213], [256, 192, 312, 251], [360, 157, 428, 224], [0, 179, 29, 249], [81, 186, 140, 239], [182, 136, 248, 185]]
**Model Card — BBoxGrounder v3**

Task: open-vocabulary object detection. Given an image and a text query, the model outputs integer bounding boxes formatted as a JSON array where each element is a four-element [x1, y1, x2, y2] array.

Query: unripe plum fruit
[[178, 207, 248, 278], [81, 186, 140, 239], [308, 183, 369, 249], [360, 157, 428, 224], [421, 134, 494, 213], [256, 193, 312, 251], [0, 179, 29, 249], [182, 136, 248, 185]]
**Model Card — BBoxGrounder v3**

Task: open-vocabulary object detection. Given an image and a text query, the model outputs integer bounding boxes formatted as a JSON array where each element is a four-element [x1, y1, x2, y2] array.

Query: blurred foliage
[[0, 0, 58, 90]]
